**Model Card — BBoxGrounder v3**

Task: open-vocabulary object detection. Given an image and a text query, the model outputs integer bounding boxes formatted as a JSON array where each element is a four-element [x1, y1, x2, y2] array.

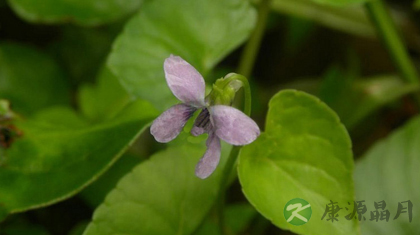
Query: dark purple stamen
[[194, 108, 211, 131]]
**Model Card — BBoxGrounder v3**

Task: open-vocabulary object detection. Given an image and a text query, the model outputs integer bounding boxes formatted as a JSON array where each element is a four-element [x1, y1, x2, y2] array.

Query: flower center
[[194, 108, 212, 131]]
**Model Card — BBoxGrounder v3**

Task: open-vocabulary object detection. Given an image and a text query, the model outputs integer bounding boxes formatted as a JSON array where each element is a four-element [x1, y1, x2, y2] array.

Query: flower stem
[[216, 75, 251, 235], [217, 74, 251, 190], [365, 0, 420, 103], [218, 0, 270, 193], [216, 145, 240, 235], [215, 0, 270, 233]]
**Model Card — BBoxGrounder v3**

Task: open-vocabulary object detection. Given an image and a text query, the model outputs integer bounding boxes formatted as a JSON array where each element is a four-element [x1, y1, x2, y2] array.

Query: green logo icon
[[284, 198, 312, 226]]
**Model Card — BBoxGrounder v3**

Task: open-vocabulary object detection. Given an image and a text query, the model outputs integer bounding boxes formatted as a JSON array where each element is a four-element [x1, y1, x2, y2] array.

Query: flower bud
[[207, 74, 244, 106]]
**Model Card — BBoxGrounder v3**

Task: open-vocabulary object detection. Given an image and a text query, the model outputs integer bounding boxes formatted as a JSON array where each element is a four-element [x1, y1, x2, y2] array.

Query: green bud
[[207, 73, 244, 106]]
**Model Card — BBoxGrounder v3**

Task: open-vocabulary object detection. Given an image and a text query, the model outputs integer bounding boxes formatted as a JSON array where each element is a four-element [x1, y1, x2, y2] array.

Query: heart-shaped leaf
[[355, 116, 420, 234], [0, 101, 157, 221], [107, 0, 257, 110], [0, 41, 158, 220], [83, 139, 231, 235], [7, 0, 143, 26], [238, 90, 359, 235]]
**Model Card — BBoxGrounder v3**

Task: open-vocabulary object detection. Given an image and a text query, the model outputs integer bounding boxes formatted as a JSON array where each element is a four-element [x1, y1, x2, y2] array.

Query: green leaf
[[355, 116, 420, 234], [0, 205, 7, 221], [193, 203, 257, 235], [270, 0, 375, 38], [108, 0, 257, 110], [0, 100, 157, 220], [78, 66, 130, 123], [7, 0, 143, 26], [238, 90, 359, 235], [83, 138, 231, 235], [0, 42, 70, 116], [311, 0, 368, 5]]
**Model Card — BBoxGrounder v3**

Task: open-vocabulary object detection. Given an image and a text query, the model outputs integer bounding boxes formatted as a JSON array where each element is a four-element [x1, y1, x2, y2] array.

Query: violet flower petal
[[210, 105, 260, 146], [164, 55, 206, 107], [150, 104, 196, 143], [195, 132, 221, 179]]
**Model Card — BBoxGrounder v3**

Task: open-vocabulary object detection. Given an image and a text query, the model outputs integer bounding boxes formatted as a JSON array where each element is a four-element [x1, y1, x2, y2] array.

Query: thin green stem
[[216, 145, 241, 235], [365, 0, 420, 103], [238, 0, 271, 78], [215, 0, 271, 233], [218, 74, 251, 190], [218, 0, 270, 192], [216, 75, 251, 235]]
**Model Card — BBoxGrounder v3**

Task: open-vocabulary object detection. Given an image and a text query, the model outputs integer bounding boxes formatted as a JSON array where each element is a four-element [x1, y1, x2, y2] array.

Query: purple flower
[[151, 55, 260, 179]]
